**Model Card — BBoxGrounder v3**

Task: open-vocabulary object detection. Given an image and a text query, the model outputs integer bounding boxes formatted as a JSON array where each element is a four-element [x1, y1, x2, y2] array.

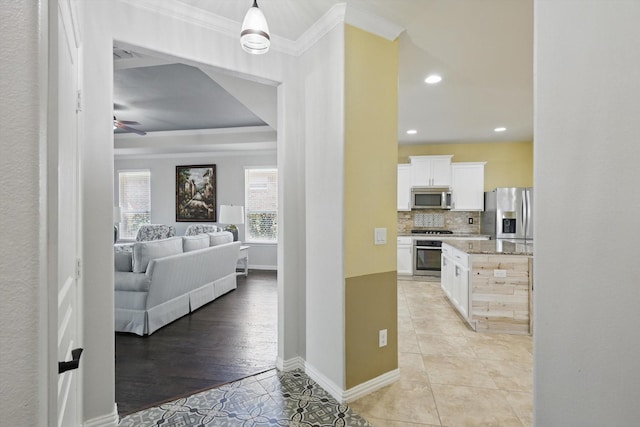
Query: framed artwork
[[176, 164, 217, 222]]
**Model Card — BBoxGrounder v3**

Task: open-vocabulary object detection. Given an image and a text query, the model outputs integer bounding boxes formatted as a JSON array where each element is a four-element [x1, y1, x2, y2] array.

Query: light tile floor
[[349, 278, 533, 427], [119, 278, 532, 426]]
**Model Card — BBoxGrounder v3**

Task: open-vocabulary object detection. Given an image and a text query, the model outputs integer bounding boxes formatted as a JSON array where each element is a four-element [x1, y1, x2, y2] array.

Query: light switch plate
[[374, 228, 387, 245]]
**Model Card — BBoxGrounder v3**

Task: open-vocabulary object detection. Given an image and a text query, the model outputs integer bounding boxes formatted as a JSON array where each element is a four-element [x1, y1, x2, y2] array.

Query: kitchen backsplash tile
[[398, 210, 481, 234]]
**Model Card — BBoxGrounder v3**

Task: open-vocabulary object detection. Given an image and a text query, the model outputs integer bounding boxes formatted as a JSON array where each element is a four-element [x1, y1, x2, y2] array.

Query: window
[[244, 168, 278, 243], [118, 170, 151, 240]]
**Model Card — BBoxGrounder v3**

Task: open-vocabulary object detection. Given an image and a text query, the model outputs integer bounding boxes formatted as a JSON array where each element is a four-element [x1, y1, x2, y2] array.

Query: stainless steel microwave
[[411, 187, 452, 209]]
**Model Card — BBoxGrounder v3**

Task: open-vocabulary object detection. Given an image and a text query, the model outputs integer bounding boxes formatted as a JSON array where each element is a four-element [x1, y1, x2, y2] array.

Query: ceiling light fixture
[[240, 0, 270, 55], [494, 127, 507, 132], [407, 129, 418, 135], [424, 74, 442, 84]]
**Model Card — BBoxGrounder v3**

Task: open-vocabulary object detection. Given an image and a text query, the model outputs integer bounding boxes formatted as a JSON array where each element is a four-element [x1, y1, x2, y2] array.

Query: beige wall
[[345, 272, 398, 388], [344, 25, 398, 388], [398, 141, 533, 190]]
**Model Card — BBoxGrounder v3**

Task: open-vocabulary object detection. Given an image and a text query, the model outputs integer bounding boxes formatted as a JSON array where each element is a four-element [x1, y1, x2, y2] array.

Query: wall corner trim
[[345, 6, 404, 41], [83, 404, 119, 427], [343, 368, 399, 403]]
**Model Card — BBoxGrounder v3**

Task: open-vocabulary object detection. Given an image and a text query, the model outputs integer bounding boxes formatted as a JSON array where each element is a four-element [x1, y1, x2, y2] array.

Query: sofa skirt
[[115, 273, 238, 335]]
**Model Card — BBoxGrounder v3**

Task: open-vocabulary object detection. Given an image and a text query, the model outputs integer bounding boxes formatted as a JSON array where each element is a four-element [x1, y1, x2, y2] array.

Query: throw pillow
[[132, 236, 183, 273], [207, 231, 233, 246], [182, 234, 210, 252], [114, 251, 133, 272]]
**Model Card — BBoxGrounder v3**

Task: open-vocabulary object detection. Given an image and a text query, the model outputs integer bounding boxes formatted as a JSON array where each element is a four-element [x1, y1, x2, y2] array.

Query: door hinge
[[75, 258, 82, 279], [76, 89, 82, 113]]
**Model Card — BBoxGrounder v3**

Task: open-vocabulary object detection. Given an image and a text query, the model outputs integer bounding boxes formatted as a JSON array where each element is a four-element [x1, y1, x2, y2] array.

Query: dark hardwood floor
[[115, 270, 277, 416]]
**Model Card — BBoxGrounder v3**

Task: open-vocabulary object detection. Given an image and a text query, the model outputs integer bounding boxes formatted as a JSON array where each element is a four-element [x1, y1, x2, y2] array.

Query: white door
[[55, 2, 83, 426]]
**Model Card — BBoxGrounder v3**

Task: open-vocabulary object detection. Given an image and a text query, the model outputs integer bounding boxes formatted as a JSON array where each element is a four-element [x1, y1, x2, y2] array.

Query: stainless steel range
[[411, 229, 452, 277]]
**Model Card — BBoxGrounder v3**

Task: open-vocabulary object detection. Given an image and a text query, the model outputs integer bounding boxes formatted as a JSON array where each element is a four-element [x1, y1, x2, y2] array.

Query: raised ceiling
[[114, 0, 532, 146]]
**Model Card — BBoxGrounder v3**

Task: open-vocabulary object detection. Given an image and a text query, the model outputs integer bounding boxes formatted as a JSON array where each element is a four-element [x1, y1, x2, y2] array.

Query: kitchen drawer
[[452, 247, 469, 268], [441, 243, 453, 257], [397, 237, 412, 245]]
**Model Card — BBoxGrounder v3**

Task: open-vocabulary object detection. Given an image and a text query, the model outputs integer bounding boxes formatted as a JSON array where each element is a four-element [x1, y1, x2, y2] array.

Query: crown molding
[[345, 5, 405, 41], [119, 0, 297, 56], [293, 3, 347, 56], [118, 0, 351, 57]]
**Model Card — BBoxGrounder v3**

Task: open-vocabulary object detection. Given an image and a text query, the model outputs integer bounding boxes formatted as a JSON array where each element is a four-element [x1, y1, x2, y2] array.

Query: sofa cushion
[[185, 224, 221, 236], [114, 271, 152, 292], [182, 234, 210, 252], [207, 231, 234, 246], [132, 236, 183, 273], [115, 251, 133, 272]]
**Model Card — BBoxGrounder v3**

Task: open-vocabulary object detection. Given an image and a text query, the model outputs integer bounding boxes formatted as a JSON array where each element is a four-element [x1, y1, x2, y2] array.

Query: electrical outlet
[[468, 217, 473, 224], [379, 329, 388, 347], [494, 269, 507, 278]]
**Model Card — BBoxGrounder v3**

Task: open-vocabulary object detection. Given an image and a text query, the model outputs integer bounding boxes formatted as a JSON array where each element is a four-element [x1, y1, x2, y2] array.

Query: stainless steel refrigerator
[[481, 187, 534, 240]]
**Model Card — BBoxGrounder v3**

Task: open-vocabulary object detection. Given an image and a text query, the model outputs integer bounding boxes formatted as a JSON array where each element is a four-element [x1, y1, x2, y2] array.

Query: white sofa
[[114, 232, 240, 335]]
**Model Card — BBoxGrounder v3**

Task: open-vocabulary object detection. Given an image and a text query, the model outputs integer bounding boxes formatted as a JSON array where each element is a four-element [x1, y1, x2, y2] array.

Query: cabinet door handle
[[59, 348, 84, 374]]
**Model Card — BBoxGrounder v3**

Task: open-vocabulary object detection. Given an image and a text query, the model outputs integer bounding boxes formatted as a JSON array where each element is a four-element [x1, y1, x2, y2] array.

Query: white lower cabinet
[[441, 243, 470, 322], [440, 247, 454, 299], [452, 262, 469, 319], [397, 237, 413, 275]]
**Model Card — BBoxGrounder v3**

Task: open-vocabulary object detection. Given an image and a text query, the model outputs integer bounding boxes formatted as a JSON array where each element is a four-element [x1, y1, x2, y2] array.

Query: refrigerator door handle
[[526, 190, 532, 238], [521, 193, 525, 237]]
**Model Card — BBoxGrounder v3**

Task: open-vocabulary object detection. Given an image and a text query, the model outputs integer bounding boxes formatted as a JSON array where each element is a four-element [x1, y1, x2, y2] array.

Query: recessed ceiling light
[[424, 74, 442, 84], [494, 127, 507, 132], [406, 129, 417, 135]]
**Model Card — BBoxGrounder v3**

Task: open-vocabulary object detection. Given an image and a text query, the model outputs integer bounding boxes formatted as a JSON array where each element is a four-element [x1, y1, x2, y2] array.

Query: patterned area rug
[[119, 369, 372, 426]]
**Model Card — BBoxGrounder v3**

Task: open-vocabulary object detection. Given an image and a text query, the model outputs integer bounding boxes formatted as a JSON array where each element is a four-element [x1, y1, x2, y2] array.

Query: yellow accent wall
[[344, 25, 399, 389], [398, 141, 533, 190], [344, 25, 398, 278]]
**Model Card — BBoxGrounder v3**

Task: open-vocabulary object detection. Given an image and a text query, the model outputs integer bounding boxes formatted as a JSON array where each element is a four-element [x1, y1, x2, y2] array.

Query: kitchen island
[[441, 240, 533, 335]]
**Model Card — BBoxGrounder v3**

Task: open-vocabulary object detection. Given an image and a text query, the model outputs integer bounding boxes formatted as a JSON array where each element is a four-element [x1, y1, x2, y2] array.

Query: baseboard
[[83, 403, 119, 427], [343, 368, 400, 403], [248, 264, 277, 271], [278, 356, 305, 372], [304, 361, 346, 404]]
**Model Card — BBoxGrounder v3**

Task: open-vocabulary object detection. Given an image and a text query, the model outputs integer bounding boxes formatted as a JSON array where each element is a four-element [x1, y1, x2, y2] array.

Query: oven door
[[413, 240, 443, 276]]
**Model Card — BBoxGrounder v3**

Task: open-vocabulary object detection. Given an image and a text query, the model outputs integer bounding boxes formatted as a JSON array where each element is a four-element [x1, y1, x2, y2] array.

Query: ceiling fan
[[113, 116, 146, 135]]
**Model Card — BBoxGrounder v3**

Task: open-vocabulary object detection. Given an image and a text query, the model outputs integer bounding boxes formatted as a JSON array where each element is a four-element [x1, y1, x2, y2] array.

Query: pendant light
[[240, 0, 270, 54]]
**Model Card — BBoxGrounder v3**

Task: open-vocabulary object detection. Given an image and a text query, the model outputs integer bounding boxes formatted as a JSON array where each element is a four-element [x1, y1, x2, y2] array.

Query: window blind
[[118, 170, 151, 240], [244, 168, 277, 243]]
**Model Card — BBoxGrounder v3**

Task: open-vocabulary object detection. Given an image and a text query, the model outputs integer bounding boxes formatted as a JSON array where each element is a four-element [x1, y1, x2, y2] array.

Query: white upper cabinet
[[397, 164, 411, 211], [409, 155, 453, 187], [451, 162, 486, 211]]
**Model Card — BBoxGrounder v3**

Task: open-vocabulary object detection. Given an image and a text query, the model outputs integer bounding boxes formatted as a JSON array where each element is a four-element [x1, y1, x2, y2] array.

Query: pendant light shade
[[240, 0, 270, 54]]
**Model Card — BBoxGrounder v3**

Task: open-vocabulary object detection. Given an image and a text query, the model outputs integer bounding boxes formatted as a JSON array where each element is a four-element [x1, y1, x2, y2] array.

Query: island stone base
[[470, 255, 533, 335]]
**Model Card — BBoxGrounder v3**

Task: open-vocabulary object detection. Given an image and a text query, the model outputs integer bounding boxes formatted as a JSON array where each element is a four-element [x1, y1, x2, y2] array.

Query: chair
[[185, 224, 220, 236], [135, 224, 176, 242]]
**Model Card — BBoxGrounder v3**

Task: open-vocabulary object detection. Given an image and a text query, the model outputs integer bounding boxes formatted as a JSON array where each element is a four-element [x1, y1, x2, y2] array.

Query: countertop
[[443, 239, 534, 256], [398, 233, 492, 239]]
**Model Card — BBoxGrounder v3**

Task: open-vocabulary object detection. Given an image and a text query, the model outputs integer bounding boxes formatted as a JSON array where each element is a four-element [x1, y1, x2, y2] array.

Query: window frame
[[244, 166, 278, 244]]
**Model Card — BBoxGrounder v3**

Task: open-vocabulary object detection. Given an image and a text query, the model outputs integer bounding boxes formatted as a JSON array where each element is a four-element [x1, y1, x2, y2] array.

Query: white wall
[[0, 2, 47, 425], [115, 151, 278, 269], [81, 1, 118, 422], [302, 22, 346, 391], [534, 1, 640, 425]]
